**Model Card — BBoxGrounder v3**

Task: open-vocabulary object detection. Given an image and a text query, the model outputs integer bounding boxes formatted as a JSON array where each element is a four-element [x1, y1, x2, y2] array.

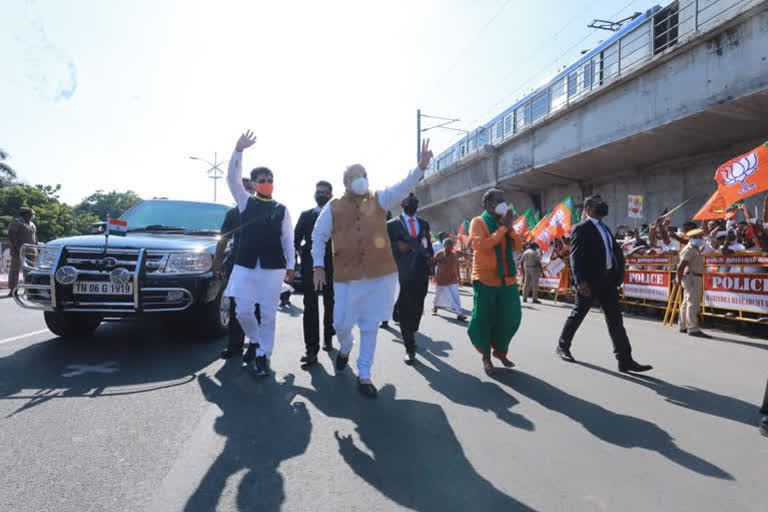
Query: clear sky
[[1, 0, 651, 219]]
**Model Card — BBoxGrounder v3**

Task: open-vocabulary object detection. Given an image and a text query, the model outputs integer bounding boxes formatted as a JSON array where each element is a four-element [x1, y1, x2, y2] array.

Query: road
[[0, 288, 766, 512]]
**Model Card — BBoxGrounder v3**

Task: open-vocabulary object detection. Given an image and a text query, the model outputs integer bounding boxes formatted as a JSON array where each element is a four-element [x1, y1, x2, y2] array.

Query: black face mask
[[315, 194, 330, 207], [594, 201, 609, 217], [402, 201, 418, 216]]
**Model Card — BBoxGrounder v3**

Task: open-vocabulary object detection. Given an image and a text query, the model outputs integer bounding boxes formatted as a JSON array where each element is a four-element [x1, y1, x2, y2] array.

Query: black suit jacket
[[387, 215, 434, 282], [294, 207, 333, 273], [569, 219, 625, 286]]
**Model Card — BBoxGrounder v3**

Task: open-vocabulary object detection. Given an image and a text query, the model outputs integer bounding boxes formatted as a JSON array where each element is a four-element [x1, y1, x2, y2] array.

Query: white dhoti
[[433, 284, 462, 315], [333, 272, 398, 380], [227, 263, 285, 357]]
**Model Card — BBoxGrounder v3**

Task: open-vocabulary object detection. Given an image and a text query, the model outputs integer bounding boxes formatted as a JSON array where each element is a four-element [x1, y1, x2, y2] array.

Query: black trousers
[[761, 378, 768, 416], [302, 270, 335, 356], [227, 298, 245, 350], [395, 276, 429, 354], [558, 270, 632, 362]]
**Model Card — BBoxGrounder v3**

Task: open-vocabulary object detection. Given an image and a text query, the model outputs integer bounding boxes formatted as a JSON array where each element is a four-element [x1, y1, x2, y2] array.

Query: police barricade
[[621, 255, 675, 311], [700, 253, 768, 322]]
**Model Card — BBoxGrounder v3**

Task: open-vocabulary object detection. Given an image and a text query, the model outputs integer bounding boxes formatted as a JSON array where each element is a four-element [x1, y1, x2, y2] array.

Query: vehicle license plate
[[73, 281, 133, 295]]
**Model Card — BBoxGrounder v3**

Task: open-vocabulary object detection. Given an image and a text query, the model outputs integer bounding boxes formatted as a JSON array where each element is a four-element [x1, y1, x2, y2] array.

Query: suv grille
[[64, 247, 167, 274]]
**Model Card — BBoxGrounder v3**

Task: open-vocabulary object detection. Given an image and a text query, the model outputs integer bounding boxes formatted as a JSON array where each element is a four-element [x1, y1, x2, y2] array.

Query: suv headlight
[[163, 252, 212, 274], [22, 245, 60, 271]]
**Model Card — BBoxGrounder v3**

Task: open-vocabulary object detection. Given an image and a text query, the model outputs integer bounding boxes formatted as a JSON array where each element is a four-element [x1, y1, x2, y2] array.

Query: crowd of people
[[213, 129, 767, 438]]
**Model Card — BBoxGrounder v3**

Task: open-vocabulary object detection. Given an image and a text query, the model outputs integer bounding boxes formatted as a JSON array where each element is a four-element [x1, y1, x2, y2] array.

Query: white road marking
[[62, 361, 119, 377], [0, 329, 50, 346]]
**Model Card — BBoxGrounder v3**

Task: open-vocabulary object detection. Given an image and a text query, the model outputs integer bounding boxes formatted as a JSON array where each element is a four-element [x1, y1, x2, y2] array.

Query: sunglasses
[[255, 178, 273, 184]]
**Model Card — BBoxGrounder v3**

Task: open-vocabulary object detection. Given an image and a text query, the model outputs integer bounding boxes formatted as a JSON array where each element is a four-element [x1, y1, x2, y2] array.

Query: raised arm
[[227, 130, 258, 212], [469, 217, 508, 250], [377, 139, 434, 211]]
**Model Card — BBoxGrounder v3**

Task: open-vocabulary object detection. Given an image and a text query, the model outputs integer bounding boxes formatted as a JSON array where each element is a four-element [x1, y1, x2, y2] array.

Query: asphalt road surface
[[0, 288, 766, 512]]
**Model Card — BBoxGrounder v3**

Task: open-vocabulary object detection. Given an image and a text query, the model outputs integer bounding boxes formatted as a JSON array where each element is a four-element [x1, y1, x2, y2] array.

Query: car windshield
[[120, 201, 230, 232]]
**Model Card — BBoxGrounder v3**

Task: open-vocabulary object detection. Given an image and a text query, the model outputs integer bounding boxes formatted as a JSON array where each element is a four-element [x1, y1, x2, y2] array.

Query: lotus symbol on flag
[[720, 151, 758, 194]]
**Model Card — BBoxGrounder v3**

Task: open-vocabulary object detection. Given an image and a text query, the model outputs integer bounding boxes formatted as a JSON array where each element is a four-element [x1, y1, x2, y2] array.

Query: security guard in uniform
[[7, 207, 37, 295]]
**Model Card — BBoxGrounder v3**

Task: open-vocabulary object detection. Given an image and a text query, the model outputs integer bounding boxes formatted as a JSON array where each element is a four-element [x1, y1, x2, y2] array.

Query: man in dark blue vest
[[294, 180, 335, 367], [226, 130, 295, 377], [214, 177, 256, 360]]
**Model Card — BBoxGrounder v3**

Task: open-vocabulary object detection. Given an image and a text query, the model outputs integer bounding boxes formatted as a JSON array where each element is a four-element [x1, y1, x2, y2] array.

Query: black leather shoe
[[618, 360, 653, 373], [532, 299, 542, 304], [220, 346, 243, 359], [322, 340, 333, 351], [380, 321, 389, 328], [301, 353, 318, 364], [243, 343, 256, 363], [688, 331, 712, 339], [335, 352, 349, 371], [679, 328, 687, 334], [404, 352, 416, 365], [760, 417, 768, 438], [556, 346, 575, 362], [357, 378, 378, 398]]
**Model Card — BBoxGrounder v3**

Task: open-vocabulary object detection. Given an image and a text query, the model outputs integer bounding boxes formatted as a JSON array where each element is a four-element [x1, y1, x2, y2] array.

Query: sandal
[[493, 350, 515, 368], [482, 357, 495, 375]]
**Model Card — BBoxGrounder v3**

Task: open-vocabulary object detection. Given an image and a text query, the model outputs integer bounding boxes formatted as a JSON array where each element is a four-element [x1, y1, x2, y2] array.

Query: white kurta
[[225, 149, 295, 357], [434, 284, 462, 315], [311, 166, 424, 378]]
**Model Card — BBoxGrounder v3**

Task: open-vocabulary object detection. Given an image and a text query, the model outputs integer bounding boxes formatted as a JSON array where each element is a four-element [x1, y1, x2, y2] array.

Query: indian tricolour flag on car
[[107, 218, 128, 237]]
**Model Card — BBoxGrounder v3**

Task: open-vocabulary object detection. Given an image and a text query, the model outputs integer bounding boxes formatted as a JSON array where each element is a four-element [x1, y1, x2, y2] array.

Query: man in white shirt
[[311, 139, 434, 397], [225, 130, 295, 377]]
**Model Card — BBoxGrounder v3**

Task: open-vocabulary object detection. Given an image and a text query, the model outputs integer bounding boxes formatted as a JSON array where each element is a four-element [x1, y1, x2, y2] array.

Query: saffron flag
[[107, 218, 128, 237], [714, 142, 768, 206], [512, 208, 534, 236], [693, 190, 727, 220], [529, 197, 576, 251]]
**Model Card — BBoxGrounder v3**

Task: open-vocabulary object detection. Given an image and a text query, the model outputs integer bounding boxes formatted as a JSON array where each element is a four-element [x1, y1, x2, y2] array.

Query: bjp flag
[[529, 197, 576, 251], [693, 190, 727, 220], [714, 142, 768, 205]]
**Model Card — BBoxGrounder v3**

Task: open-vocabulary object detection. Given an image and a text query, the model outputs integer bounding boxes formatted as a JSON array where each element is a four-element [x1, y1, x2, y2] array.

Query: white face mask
[[350, 177, 369, 196], [494, 202, 509, 216]]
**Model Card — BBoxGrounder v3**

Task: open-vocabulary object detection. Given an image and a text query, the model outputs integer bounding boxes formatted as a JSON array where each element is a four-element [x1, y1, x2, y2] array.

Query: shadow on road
[[490, 369, 733, 480], [293, 364, 535, 511], [0, 317, 219, 417], [411, 334, 534, 431], [185, 362, 311, 511], [574, 361, 760, 427]]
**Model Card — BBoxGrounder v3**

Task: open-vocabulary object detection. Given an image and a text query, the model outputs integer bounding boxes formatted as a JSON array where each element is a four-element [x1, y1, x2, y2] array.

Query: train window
[[515, 103, 531, 131], [495, 121, 503, 140], [567, 72, 578, 98], [654, 1, 679, 54], [504, 113, 513, 134], [531, 91, 548, 120], [583, 61, 593, 88]]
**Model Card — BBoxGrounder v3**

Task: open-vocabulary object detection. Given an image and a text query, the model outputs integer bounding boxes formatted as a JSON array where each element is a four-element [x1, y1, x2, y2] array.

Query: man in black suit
[[387, 193, 434, 365], [556, 194, 653, 373], [214, 178, 256, 361], [294, 180, 335, 367]]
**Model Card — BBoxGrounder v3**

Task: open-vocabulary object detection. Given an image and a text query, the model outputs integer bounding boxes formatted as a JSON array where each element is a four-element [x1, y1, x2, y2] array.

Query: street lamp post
[[189, 152, 229, 202]]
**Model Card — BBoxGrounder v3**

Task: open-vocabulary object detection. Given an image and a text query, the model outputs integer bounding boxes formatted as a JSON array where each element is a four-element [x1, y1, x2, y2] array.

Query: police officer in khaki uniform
[[7, 207, 37, 296], [675, 228, 711, 339], [520, 242, 542, 304]]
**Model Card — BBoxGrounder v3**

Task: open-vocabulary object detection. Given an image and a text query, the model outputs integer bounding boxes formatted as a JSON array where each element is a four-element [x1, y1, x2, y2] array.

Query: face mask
[[446, 245, 453, 254], [403, 201, 418, 216], [494, 202, 509, 216], [595, 201, 609, 217], [256, 182, 273, 197], [315, 194, 330, 207], [350, 177, 368, 196]]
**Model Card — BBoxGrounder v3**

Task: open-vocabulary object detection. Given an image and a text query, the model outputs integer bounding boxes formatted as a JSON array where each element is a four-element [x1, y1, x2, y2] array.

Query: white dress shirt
[[401, 213, 420, 237], [587, 215, 614, 270]]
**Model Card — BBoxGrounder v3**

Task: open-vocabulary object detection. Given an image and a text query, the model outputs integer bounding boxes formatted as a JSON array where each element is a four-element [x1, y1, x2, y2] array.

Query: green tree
[[73, 190, 142, 221], [0, 148, 17, 188], [0, 184, 98, 242]]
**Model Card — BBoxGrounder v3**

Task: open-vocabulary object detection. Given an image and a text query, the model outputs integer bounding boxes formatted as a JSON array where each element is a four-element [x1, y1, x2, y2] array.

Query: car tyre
[[44, 311, 103, 338], [194, 289, 230, 339]]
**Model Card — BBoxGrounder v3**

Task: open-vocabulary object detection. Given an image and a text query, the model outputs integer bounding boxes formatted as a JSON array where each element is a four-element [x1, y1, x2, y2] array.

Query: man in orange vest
[[311, 140, 434, 397]]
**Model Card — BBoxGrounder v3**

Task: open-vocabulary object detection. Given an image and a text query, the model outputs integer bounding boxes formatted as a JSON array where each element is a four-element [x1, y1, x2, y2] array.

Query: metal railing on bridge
[[425, 0, 763, 180]]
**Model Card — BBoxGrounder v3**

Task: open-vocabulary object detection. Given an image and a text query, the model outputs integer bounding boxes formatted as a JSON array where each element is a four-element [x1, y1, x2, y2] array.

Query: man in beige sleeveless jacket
[[311, 140, 434, 397]]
